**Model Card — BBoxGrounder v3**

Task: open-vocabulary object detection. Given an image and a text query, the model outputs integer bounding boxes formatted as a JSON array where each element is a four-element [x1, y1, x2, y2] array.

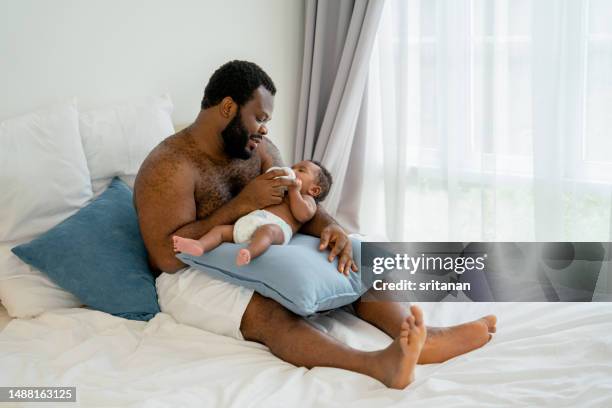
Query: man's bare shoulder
[[134, 133, 197, 201], [259, 135, 284, 170]]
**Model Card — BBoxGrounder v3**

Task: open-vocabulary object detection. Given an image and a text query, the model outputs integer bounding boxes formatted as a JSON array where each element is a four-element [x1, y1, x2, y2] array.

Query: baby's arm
[[288, 180, 317, 223]]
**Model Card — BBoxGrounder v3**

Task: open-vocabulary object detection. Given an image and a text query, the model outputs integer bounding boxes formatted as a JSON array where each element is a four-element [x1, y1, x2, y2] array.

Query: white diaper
[[233, 209, 293, 245]]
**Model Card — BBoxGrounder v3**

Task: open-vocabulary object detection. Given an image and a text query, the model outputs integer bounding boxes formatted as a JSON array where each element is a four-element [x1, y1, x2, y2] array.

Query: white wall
[[0, 0, 304, 160]]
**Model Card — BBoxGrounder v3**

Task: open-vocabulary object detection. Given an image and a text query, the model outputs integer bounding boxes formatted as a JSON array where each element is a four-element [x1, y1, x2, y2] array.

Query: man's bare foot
[[236, 248, 251, 266], [172, 236, 204, 256], [373, 305, 427, 389], [419, 315, 497, 364]]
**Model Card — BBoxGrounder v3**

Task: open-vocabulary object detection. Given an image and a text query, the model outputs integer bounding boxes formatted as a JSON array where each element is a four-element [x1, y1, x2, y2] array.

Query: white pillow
[[0, 100, 91, 317], [79, 95, 175, 194], [91, 175, 137, 199], [0, 100, 93, 242], [0, 240, 81, 318]]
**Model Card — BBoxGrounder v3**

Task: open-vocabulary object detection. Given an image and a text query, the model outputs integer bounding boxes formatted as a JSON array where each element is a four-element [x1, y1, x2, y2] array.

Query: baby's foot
[[236, 249, 251, 266], [374, 305, 427, 389], [172, 236, 204, 256]]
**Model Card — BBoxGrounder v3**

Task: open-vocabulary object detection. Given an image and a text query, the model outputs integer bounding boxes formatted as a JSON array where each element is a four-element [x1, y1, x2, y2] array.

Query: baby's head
[[291, 160, 332, 203]]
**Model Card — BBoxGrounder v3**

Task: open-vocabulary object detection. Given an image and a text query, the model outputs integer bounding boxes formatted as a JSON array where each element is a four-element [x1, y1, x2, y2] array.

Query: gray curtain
[[294, 0, 385, 232]]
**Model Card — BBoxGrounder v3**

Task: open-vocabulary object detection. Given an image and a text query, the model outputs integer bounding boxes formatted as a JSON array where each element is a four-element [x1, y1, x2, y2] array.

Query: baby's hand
[[291, 178, 302, 191]]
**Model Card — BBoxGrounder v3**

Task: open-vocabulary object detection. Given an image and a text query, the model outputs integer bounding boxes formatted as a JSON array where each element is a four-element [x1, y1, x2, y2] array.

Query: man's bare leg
[[353, 295, 497, 364], [240, 293, 427, 389], [173, 225, 234, 256], [236, 224, 284, 266]]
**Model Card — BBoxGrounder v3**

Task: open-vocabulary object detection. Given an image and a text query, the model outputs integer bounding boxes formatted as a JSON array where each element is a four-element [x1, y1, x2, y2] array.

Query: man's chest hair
[[193, 155, 261, 218]]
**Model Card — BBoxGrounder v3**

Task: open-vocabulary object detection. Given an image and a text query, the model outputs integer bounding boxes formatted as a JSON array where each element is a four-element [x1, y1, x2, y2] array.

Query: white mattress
[[0, 302, 610, 407]]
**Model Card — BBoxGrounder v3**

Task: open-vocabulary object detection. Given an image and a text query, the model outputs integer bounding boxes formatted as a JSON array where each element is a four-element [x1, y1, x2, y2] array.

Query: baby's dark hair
[[308, 160, 332, 203]]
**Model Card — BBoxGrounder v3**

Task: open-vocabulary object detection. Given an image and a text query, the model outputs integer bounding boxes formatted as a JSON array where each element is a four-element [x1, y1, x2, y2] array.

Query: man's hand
[[319, 223, 358, 276], [237, 169, 297, 211]]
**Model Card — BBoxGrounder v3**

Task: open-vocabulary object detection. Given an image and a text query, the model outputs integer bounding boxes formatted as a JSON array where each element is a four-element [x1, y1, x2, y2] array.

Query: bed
[[1, 301, 610, 407], [1, 97, 611, 407]]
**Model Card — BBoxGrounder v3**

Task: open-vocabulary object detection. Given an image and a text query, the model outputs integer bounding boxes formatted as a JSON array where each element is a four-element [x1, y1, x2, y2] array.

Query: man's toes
[[482, 315, 497, 331], [407, 315, 415, 330], [410, 305, 424, 327]]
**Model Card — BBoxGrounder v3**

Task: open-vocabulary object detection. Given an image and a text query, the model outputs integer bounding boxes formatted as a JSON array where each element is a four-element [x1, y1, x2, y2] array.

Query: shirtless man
[[134, 60, 497, 389]]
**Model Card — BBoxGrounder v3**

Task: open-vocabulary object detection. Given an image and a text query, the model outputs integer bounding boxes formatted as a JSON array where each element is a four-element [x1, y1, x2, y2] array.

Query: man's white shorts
[[156, 267, 254, 340]]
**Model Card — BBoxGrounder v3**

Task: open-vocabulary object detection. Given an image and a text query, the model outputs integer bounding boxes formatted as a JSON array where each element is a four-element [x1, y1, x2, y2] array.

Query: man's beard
[[221, 107, 252, 160]]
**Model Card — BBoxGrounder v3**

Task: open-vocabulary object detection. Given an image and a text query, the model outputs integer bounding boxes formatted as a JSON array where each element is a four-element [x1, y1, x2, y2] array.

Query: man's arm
[[299, 194, 358, 276], [300, 204, 337, 237], [134, 158, 250, 273], [135, 152, 295, 273]]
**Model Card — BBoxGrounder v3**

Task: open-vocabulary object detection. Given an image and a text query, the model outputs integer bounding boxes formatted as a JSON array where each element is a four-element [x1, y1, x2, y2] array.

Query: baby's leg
[[237, 224, 285, 266], [173, 225, 234, 256]]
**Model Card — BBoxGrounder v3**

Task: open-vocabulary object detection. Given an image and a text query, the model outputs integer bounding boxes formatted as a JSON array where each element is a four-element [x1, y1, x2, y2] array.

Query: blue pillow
[[177, 234, 366, 316], [12, 178, 160, 321]]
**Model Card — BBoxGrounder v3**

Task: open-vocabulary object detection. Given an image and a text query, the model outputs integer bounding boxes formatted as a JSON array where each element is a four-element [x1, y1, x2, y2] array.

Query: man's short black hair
[[308, 160, 333, 203], [201, 60, 276, 109]]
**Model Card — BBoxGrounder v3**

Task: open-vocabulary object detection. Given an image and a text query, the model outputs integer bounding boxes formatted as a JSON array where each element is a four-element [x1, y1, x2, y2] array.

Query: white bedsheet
[[0, 304, 10, 332], [0, 302, 610, 407]]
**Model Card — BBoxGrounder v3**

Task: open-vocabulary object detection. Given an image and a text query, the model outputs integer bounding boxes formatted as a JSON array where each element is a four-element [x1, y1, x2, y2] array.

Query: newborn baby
[[173, 160, 333, 266]]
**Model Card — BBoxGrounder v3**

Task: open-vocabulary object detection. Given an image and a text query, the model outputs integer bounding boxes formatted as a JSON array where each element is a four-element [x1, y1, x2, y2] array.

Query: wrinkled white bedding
[[0, 302, 610, 407]]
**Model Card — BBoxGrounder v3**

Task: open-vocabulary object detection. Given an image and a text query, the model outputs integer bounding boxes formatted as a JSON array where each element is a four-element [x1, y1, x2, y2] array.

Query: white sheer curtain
[[360, 0, 612, 243]]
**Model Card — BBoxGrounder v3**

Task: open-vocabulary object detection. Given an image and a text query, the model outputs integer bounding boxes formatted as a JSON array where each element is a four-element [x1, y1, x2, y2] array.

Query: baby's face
[[291, 161, 321, 197]]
